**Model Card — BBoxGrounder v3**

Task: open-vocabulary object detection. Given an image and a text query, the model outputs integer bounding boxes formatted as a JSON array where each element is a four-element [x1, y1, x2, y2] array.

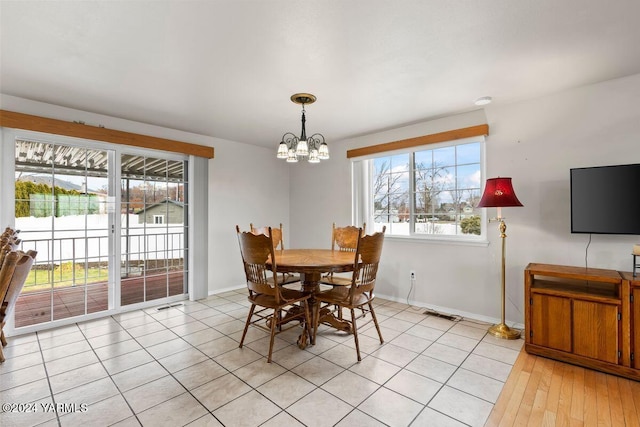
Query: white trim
[[0, 129, 17, 229], [377, 292, 525, 331], [188, 155, 208, 301], [208, 284, 245, 296], [383, 234, 489, 247]]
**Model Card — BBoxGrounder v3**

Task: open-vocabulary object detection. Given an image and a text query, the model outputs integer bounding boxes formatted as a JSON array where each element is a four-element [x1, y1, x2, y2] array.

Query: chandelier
[[276, 93, 329, 163]]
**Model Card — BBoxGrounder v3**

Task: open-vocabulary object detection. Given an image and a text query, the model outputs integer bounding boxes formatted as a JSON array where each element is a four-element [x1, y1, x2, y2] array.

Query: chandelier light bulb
[[296, 139, 309, 157], [276, 142, 288, 159], [308, 149, 320, 163], [286, 149, 298, 163], [318, 142, 329, 160]]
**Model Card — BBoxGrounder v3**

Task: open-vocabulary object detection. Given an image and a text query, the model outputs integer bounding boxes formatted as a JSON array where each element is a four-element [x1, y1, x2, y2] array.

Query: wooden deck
[[14, 271, 185, 328]]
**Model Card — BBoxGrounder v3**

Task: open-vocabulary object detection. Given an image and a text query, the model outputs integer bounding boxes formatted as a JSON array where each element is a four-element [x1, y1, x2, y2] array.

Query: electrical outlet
[[410, 270, 416, 280]]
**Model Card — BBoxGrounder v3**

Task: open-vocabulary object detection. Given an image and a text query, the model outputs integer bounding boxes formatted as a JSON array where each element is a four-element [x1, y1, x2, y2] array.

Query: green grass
[[24, 263, 108, 292]]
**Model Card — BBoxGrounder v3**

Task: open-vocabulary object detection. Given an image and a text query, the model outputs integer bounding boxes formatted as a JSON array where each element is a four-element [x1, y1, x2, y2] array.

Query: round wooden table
[[271, 249, 356, 291], [268, 249, 358, 346]]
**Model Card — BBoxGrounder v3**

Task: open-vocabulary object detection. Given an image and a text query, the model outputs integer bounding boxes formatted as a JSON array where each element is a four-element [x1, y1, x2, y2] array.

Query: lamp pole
[[488, 217, 520, 339]]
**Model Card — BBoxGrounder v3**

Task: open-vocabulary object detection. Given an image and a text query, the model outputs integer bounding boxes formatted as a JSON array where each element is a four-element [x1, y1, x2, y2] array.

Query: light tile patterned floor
[[0, 290, 523, 427]]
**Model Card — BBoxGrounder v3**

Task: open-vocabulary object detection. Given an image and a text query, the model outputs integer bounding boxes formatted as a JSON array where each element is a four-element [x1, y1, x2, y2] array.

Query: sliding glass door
[[8, 135, 189, 330], [120, 154, 188, 306], [14, 139, 113, 327]]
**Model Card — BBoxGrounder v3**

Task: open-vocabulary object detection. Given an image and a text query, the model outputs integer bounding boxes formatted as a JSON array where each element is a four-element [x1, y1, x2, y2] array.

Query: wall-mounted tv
[[570, 163, 640, 235]]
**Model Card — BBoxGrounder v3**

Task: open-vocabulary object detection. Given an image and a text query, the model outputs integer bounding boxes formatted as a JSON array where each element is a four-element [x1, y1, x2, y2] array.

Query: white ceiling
[[2, 1, 640, 148]]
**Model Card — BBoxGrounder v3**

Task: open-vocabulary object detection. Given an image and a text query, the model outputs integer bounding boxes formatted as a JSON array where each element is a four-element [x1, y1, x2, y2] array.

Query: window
[[153, 215, 165, 224], [358, 138, 485, 240]]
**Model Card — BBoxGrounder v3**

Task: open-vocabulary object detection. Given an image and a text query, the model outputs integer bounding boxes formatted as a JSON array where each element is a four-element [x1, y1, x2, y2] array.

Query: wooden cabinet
[[621, 272, 640, 369], [525, 263, 640, 381]]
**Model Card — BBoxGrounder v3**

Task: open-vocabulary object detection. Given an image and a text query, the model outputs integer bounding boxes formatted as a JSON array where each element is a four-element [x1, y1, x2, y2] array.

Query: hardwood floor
[[486, 350, 640, 426]]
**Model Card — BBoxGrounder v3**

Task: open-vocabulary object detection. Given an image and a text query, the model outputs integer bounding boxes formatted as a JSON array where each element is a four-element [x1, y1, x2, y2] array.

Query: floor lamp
[[477, 177, 523, 340]]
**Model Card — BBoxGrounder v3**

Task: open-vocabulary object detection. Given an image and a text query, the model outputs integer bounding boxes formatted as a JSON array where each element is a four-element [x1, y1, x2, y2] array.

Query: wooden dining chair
[[313, 226, 386, 361], [1, 227, 19, 244], [1, 227, 16, 240], [236, 226, 312, 362], [1, 227, 20, 245], [0, 250, 37, 363], [320, 223, 366, 287], [331, 222, 366, 252], [0, 239, 20, 269], [250, 223, 300, 285], [250, 223, 285, 250]]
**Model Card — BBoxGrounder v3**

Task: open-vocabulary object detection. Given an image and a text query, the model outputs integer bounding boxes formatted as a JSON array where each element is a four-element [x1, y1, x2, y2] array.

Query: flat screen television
[[570, 163, 640, 235]]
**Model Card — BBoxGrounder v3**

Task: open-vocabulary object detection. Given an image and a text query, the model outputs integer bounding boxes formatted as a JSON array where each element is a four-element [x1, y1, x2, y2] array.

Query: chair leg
[[368, 302, 384, 344], [239, 304, 256, 348], [351, 308, 361, 362], [277, 309, 282, 332], [0, 325, 5, 362], [267, 308, 278, 363]]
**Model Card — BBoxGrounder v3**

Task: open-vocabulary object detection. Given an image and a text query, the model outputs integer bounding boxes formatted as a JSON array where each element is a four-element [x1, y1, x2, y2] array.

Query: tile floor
[[0, 289, 524, 427]]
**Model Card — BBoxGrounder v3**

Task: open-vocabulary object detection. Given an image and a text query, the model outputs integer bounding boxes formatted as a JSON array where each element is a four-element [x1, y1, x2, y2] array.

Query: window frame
[[353, 136, 488, 245]]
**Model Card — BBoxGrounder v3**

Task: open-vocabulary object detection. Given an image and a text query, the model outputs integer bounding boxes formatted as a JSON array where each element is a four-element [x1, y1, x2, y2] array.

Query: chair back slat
[[357, 263, 379, 294], [245, 265, 275, 296]]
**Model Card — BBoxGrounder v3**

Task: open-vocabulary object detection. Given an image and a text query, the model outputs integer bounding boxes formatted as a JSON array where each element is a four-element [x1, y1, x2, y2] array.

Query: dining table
[[267, 248, 358, 348]]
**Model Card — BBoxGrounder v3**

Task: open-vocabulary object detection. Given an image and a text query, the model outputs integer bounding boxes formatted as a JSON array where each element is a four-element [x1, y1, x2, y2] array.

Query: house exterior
[[136, 200, 184, 224]]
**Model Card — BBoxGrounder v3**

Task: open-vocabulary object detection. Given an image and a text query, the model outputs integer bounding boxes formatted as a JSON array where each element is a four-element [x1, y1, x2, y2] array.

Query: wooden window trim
[[0, 110, 214, 159], [346, 124, 488, 159]]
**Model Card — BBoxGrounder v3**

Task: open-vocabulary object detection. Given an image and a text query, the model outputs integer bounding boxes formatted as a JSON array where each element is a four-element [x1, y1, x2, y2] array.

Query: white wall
[[208, 139, 290, 292], [0, 95, 290, 297], [483, 73, 640, 323], [289, 73, 640, 326]]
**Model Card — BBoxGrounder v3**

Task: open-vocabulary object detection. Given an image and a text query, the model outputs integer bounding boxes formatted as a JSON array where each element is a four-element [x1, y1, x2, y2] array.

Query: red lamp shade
[[477, 177, 523, 208]]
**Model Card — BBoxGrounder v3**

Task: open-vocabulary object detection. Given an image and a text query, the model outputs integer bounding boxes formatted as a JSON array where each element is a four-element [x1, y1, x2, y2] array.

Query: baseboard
[[208, 284, 245, 296], [376, 292, 525, 331], [205, 286, 525, 331]]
